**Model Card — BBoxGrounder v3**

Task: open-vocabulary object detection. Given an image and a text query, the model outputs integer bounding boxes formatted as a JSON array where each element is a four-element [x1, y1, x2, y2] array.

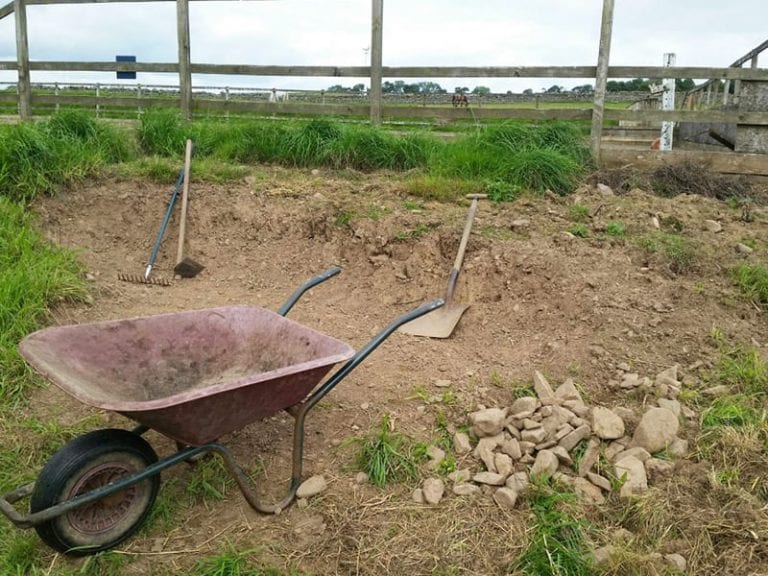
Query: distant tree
[[472, 86, 491, 96], [546, 85, 563, 94], [326, 84, 348, 93], [383, 80, 408, 94], [417, 82, 446, 94], [606, 78, 652, 92], [454, 86, 470, 94], [522, 88, 534, 95], [571, 84, 594, 94], [675, 78, 695, 91]]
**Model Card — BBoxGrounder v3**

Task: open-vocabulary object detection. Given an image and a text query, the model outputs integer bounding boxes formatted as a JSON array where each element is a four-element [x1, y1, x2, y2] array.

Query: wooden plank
[[0, 61, 16, 70], [606, 109, 768, 125], [31, 94, 179, 107], [590, 0, 615, 164], [14, 0, 31, 119], [370, 0, 383, 125], [30, 61, 180, 72], [0, 1, 13, 19], [601, 146, 768, 176], [176, 0, 192, 120]]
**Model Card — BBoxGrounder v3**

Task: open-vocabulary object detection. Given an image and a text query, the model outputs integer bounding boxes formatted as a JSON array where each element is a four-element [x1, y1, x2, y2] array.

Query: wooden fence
[[2, 0, 768, 172]]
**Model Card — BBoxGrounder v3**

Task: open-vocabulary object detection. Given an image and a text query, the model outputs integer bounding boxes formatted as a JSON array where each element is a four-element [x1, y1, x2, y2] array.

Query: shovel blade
[[397, 303, 470, 339]]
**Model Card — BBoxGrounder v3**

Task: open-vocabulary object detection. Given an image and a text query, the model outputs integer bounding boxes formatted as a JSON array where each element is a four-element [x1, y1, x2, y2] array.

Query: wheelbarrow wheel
[[30, 428, 160, 555]]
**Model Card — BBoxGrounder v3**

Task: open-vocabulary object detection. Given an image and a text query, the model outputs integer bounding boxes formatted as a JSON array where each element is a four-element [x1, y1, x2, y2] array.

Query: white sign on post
[[660, 53, 676, 151]]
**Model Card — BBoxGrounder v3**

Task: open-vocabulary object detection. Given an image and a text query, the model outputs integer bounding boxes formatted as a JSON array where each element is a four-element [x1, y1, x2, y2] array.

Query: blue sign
[[116, 55, 136, 80]]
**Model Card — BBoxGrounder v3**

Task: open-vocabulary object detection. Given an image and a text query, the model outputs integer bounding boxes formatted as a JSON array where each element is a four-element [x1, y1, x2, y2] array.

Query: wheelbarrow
[[0, 267, 443, 556]]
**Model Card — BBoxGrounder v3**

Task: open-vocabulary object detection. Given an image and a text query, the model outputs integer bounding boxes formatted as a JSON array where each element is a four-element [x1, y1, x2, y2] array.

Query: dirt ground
[[22, 166, 768, 575]]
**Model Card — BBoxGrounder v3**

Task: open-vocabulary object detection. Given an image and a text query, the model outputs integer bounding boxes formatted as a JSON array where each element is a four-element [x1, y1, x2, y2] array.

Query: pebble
[[473, 472, 507, 486], [736, 243, 754, 254], [296, 475, 327, 498], [703, 219, 722, 233], [493, 487, 519, 510], [558, 424, 591, 451], [447, 469, 472, 483], [453, 432, 472, 454], [453, 483, 481, 496], [615, 456, 648, 497], [412, 488, 425, 504], [591, 407, 626, 440], [631, 407, 679, 453], [530, 450, 559, 478], [422, 478, 445, 505], [664, 553, 687, 572], [469, 407, 508, 437], [434, 379, 452, 388], [354, 472, 369, 485]]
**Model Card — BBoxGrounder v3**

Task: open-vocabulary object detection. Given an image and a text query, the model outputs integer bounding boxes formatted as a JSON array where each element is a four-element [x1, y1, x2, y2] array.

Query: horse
[[452, 93, 469, 108]]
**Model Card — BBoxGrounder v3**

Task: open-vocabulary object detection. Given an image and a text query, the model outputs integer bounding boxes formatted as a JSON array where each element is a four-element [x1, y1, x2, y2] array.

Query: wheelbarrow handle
[[304, 298, 445, 410], [277, 266, 342, 317]]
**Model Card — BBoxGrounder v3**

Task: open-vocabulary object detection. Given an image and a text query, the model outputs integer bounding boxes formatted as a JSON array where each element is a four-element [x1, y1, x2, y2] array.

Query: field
[[1, 114, 767, 576]]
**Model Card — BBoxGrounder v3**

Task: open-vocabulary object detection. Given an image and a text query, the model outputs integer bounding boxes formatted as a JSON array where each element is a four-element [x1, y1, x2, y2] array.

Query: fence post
[[137, 83, 143, 118], [722, 79, 731, 106], [225, 86, 229, 120], [660, 53, 676, 151], [54, 82, 60, 113], [177, 0, 192, 120], [96, 82, 101, 118], [14, 0, 31, 120], [590, 0, 615, 165], [370, 0, 383, 126]]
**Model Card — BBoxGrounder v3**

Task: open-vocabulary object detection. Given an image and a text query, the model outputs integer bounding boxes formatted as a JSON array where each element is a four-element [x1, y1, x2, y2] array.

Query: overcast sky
[[0, 0, 766, 92]]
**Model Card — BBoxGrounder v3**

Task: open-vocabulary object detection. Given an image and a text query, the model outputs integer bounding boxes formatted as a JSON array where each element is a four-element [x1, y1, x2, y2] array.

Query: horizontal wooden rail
[[0, 1, 13, 19], [2, 61, 768, 80], [605, 109, 768, 125], [602, 147, 768, 176]]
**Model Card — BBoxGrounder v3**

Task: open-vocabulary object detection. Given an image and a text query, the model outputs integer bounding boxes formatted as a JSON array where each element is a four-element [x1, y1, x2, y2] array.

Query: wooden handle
[[176, 140, 194, 265], [445, 196, 483, 301]]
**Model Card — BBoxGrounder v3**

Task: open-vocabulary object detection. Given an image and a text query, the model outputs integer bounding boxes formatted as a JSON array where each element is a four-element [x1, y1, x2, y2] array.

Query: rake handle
[[445, 194, 486, 302], [176, 140, 194, 266]]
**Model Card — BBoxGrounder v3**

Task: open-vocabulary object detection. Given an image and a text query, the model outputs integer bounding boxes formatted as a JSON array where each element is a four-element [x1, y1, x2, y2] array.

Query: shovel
[[174, 139, 205, 278], [399, 194, 486, 338]]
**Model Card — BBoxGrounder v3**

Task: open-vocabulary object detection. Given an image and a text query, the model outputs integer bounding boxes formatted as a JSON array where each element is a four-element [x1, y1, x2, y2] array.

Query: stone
[[453, 432, 472, 454], [355, 472, 369, 485], [570, 417, 588, 427], [495, 453, 514, 477], [422, 478, 445, 505], [657, 398, 681, 417], [551, 445, 573, 467], [617, 362, 631, 372], [668, 437, 688, 458], [645, 458, 675, 480], [535, 440, 557, 451], [613, 407, 637, 427], [296, 475, 327, 498], [563, 401, 590, 418], [510, 396, 538, 416], [521, 427, 548, 444], [736, 243, 754, 254], [597, 183, 615, 196], [493, 487, 519, 510], [615, 456, 648, 497], [555, 424, 575, 441], [592, 545, 615, 566], [554, 378, 583, 403], [530, 450, 559, 478], [500, 438, 522, 460], [587, 472, 612, 492], [447, 469, 472, 484], [664, 553, 687, 572], [655, 365, 680, 387], [559, 424, 591, 451], [519, 441, 536, 454], [631, 408, 679, 453], [469, 408, 508, 437], [573, 477, 606, 504], [473, 472, 506, 486], [506, 472, 530, 494], [533, 371, 556, 403], [412, 488, 424, 504], [703, 219, 722, 233], [553, 472, 575, 487], [426, 446, 446, 470], [474, 435, 503, 472], [591, 407, 626, 440], [452, 483, 481, 496], [578, 439, 601, 477], [605, 442, 626, 461], [522, 418, 542, 430], [434, 379, 452, 388], [510, 219, 531, 230], [703, 385, 730, 397], [505, 424, 522, 440], [613, 447, 651, 463], [620, 373, 641, 389]]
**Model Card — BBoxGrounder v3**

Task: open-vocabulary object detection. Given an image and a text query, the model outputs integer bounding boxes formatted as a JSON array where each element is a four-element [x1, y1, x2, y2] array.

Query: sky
[[0, 0, 766, 93]]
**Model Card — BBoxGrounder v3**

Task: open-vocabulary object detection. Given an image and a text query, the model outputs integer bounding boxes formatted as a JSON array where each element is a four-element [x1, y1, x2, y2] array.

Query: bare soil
[[23, 166, 768, 575]]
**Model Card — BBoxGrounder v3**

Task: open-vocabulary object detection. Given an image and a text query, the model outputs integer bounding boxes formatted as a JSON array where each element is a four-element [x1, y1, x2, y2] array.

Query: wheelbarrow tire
[[30, 428, 160, 556]]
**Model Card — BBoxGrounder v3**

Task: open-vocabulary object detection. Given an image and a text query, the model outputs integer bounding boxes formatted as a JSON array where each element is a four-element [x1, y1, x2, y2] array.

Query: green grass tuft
[[355, 415, 419, 486], [636, 232, 696, 274], [733, 263, 768, 310]]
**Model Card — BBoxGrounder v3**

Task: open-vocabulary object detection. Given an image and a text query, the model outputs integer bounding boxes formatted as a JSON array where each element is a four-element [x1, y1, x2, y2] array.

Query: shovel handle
[[446, 195, 484, 301], [176, 140, 194, 266]]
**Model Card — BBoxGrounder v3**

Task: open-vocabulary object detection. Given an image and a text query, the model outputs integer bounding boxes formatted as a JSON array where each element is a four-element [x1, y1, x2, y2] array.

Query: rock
[[422, 478, 445, 505], [615, 456, 648, 497], [651, 216, 661, 229], [474, 435, 503, 472], [533, 371, 556, 403], [412, 488, 424, 504], [668, 437, 688, 458], [434, 379, 452, 388], [530, 450, 559, 478], [587, 472, 612, 492], [558, 424, 591, 451], [495, 453, 514, 477], [620, 373, 642, 388], [664, 553, 687, 572], [555, 378, 583, 403], [553, 472, 575, 487], [519, 441, 536, 454], [656, 365, 680, 387], [573, 477, 605, 504], [578, 439, 601, 477], [296, 475, 327, 498], [506, 472, 530, 494], [555, 424, 574, 441], [453, 432, 472, 454], [473, 472, 506, 486], [500, 438, 522, 460], [657, 398, 681, 417], [597, 183, 615, 197], [551, 445, 573, 467], [592, 545, 615, 566], [292, 515, 326, 544], [510, 219, 531, 230], [563, 401, 590, 418], [736, 243, 754, 255], [631, 408, 679, 453], [469, 408, 508, 437], [591, 407, 626, 440], [426, 446, 446, 471], [355, 472, 369, 485], [703, 219, 722, 233], [493, 487, 519, 510], [521, 427, 548, 444], [505, 424, 522, 440], [703, 385, 730, 397], [617, 362, 631, 372], [613, 447, 651, 463], [645, 457, 675, 481], [613, 407, 637, 427], [447, 469, 472, 484], [452, 483, 481, 496], [522, 418, 542, 430], [510, 396, 538, 416], [605, 442, 626, 461]]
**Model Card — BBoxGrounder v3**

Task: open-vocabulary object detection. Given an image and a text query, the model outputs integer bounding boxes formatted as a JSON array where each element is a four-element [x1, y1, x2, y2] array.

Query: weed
[[334, 209, 354, 227], [404, 175, 480, 202], [479, 225, 515, 240], [191, 547, 289, 576], [366, 204, 390, 221], [484, 179, 520, 203], [636, 233, 696, 274], [733, 263, 768, 310], [437, 454, 457, 476], [78, 551, 129, 576], [605, 221, 626, 237], [702, 396, 759, 428], [568, 203, 590, 222], [187, 456, 233, 502], [716, 345, 767, 396], [567, 223, 590, 238], [355, 415, 418, 486], [402, 200, 425, 211], [395, 223, 435, 242]]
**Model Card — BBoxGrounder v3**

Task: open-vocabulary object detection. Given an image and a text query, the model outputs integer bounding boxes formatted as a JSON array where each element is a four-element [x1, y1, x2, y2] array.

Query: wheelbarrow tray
[[19, 306, 354, 446]]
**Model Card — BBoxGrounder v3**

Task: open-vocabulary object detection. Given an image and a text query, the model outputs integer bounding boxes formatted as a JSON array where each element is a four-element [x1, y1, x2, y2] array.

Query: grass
[[567, 223, 590, 238], [0, 198, 87, 403], [186, 456, 234, 502], [636, 232, 696, 275], [605, 221, 626, 237], [514, 481, 593, 576], [355, 415, 419, 486], [568, 203, 590, 222], [191, 548, 297, 576], [733, 263, 768, 310]]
